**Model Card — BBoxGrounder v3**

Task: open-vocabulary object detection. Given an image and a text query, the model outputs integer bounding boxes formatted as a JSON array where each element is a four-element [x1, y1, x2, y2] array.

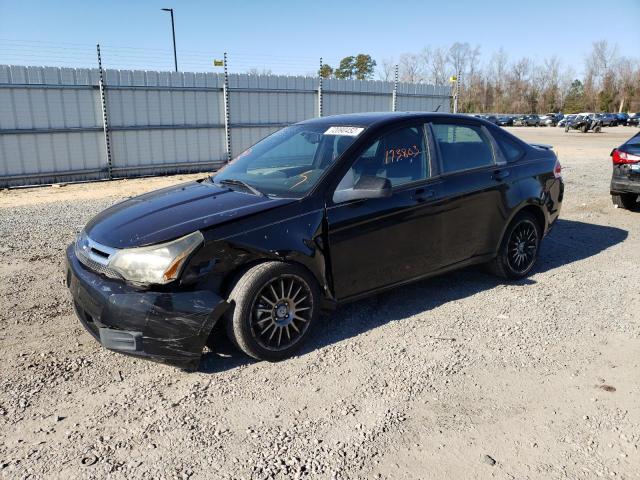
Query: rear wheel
[[225, 262, 320, 361], [487, 212, 541, 280], [612, 193, 639, 210]]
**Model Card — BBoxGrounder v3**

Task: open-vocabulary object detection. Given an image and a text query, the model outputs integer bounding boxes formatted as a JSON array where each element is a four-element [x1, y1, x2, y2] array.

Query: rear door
[[428, 120, 510, 266]]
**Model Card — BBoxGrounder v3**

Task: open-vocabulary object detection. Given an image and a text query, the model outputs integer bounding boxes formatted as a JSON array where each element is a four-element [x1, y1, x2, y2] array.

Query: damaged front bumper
[[65, 245, 228, 370]]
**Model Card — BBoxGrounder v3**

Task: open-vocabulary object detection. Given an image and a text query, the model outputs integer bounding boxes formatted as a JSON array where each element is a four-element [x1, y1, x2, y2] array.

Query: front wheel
[[594, 125, 602, 133], [487, 212, 541, 280], [612, 193, 638, 210], [225, 262, 321, 361]]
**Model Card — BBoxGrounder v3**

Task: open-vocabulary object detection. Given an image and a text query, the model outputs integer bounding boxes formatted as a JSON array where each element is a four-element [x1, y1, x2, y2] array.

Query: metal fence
[[0, 64, 451, 187]]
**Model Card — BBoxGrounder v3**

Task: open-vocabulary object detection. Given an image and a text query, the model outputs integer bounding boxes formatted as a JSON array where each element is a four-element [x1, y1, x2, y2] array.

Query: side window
[[335, 126, 429, 193], [431, 123, 494, 174], [492, 130, 525, 162]]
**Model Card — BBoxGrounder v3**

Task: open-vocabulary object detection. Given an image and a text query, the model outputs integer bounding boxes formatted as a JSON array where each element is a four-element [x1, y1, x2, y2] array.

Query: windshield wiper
[[216, 178, 266, 197]]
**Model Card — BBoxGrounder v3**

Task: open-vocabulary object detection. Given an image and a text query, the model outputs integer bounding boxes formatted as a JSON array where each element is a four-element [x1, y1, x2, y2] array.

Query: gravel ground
[[1, 126, 639, 480]]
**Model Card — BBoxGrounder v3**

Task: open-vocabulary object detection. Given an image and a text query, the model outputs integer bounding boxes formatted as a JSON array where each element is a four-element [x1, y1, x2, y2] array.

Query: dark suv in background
[[600, 113, 619, 127], [611, 132, 640, 210], [628, 113, 640, 127]]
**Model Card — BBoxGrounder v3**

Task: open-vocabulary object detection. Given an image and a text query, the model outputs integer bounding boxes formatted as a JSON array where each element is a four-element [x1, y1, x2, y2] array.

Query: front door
[[326, 124, 445, 300]]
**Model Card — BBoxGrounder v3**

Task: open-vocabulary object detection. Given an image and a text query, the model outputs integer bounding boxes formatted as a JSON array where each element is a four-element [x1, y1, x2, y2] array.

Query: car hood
[[84, 179, 296, 248]]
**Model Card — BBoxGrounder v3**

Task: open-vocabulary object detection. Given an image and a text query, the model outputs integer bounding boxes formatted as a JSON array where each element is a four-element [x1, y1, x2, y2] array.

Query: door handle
[[412, 188, 435, 202], [493, 169, 510, 181]]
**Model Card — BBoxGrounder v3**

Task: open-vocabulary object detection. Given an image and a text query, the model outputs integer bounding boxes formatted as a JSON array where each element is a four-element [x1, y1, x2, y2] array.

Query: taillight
[[612, 149, 640, 164], [554, 158, 562, 179]]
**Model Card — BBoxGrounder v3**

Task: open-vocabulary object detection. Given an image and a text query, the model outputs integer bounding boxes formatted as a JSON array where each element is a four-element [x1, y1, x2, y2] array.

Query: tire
[[594, 125, 602, 133], [580, 125, 588, 133], [487, 212, 541, 280], [565, 125, 570, 133], [225, 261, 321, 361], [612, 193, 638, 210]]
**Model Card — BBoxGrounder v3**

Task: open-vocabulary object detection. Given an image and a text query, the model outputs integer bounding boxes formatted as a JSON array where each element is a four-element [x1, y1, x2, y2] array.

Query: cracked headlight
[[108, 231, 204, 285]]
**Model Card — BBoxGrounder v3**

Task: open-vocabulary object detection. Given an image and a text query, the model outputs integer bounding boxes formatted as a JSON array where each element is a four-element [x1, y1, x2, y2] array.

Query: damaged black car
[[66, 113, 564, 370]]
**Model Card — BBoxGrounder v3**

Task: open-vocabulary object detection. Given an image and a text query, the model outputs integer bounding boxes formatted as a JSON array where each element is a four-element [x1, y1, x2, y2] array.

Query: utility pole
[[161, 8, 178, 71], [392, 64, 398, 112], [318, 57, 323, 117], [451, 72, 460, 114]]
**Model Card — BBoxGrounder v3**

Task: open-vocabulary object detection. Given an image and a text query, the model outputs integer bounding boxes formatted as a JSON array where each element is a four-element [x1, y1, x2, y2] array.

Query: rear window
[[492, 129, 525, 162], [623, 134, 640, 155]]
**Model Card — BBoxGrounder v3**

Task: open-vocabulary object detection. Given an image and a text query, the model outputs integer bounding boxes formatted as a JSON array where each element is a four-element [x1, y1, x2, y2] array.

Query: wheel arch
[[218, 256, 329, 308], [496, 202, 548, 254]]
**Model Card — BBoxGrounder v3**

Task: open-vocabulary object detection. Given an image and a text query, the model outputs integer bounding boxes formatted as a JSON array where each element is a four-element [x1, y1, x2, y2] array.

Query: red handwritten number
[[384, 145, 421, 164]]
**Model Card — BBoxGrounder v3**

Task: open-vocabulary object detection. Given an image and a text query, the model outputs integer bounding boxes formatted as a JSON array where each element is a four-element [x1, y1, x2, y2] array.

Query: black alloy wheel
[[506, 219, 539, 274], [487, 212, 541, 280], [250, 275, 313, 351], [225, 261, 320, 361]]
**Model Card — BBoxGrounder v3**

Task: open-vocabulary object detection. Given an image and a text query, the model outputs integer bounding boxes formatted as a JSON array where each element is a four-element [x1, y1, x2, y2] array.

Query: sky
[[0, 0, 638, 77]]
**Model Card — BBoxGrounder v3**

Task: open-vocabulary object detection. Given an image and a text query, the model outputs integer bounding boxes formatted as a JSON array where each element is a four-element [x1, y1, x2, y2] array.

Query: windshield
[[212, 124, 364, 198]]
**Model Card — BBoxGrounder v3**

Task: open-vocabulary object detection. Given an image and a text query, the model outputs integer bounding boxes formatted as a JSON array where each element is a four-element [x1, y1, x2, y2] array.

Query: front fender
[[189, 202, 331, 302]]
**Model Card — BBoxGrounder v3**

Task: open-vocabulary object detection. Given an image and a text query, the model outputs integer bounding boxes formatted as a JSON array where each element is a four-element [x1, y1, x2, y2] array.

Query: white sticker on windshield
[[324, 126, 364, 136]]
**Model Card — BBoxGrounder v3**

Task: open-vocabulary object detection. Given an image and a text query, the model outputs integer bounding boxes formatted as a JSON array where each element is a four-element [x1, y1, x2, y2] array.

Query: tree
[[335, 56, 355, 79], [422, 46, 448, 86], [246, 68, 273, 75], [318, 64, 333, 78], [379, 58, 396, 81], [379, 39, 639, 114], [353, 54, 376, 80], [563, 80, 586, 113], [398, 53, 422, 83], [333, 54, 376, 80]]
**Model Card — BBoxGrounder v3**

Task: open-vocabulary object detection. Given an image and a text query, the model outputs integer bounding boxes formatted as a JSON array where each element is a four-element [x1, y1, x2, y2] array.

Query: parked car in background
[[497, 115, 514, 126], [558, 115, 575, 127], [610, 132, 640, 210], [600, 113, 619, 127], [65, 112, 564, 369], [539, 114, 559, 127], [514, 115, 540, 127], [616, 113, 629, 126], [627, 113, 640, 127], [484, 115, 499, 125]]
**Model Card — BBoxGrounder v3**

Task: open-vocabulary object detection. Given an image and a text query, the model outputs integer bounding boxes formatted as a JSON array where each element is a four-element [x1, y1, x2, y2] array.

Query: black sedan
[[610, 132, 640, 210], [66, 113, 564, 370], [497, 116, 514, 126]]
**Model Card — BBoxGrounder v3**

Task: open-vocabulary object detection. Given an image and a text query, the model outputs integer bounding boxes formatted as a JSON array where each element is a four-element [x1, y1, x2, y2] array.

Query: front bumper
[[65, 245, 229, 370]]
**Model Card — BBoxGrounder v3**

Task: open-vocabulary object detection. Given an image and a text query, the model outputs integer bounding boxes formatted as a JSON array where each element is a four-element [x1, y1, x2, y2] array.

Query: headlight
[[108, 231, 204, 285]]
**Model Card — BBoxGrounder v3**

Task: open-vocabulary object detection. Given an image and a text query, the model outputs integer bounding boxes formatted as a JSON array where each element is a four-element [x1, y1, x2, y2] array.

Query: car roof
[[296, 112, 485, 129]]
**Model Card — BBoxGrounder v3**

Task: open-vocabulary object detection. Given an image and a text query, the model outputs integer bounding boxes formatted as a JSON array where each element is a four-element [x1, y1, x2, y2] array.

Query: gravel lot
[[1, 126, 639, 480]]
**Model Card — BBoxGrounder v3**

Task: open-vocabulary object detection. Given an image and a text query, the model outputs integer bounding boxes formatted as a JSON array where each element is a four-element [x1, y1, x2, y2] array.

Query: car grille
[[74, 233, 123, 280]]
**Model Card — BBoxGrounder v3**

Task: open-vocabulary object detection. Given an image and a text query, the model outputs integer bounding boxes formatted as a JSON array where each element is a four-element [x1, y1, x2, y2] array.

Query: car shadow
[[198, 218, 627, 373]]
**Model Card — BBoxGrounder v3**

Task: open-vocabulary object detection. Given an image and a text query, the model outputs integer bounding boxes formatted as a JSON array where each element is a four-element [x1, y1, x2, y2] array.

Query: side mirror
[[333, 175, 392, 203]]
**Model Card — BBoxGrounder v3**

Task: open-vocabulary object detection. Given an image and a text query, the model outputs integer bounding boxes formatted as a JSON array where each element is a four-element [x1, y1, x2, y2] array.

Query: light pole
[[161, 8, 178, 72]]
